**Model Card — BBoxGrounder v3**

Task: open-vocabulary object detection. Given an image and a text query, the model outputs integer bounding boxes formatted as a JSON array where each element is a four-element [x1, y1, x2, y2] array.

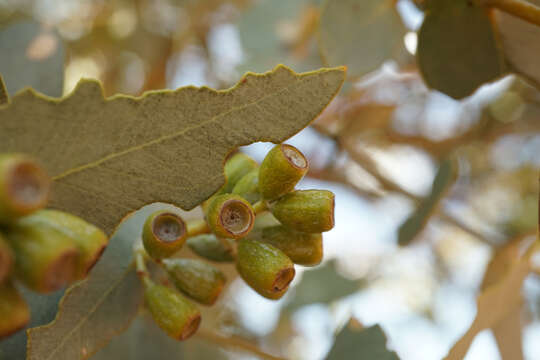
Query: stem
[[486, 0, 540, 27], [252, 200, 269, 213], [134, 244, 149, 280], [196, 329, 286, 360]]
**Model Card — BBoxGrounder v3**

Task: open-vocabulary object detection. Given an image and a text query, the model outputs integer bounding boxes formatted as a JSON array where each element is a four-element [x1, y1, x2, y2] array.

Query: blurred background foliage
[[0, 0, 539, 359]]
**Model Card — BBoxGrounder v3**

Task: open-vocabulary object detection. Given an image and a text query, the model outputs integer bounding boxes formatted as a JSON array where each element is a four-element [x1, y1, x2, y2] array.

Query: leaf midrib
[[53, 73, 307, 181]]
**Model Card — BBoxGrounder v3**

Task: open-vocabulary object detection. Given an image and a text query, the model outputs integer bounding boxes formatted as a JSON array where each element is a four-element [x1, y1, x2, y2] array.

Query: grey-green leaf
[[326, 324, 400, 360], [318, 0, 408, 79], [26, 203, 181, 360], [286, 260, 360, 312], [398, 158, 456, 246], [0, 65, 345, 235], [417, 0, 506, 99]]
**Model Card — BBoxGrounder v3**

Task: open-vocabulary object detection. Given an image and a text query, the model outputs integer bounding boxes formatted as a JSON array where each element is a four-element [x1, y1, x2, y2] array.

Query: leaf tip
[[70, 78, 105, 100]]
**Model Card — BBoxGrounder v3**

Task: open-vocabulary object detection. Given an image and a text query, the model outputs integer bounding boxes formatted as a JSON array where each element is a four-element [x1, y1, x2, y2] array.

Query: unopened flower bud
[[236, 238, 295, 300], [271, 190, 335, 233], [259, 144, 308, 200], [187, 234, 235, 262], [162, 258, 226, 305], [0, 281, 30, 339], [142, 211, 187, 260]]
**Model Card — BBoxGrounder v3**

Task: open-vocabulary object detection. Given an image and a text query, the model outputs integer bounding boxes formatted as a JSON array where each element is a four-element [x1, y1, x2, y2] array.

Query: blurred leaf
[[492, 307, 524, 360], [318, 0, 408, 79], [417, 0, 505, 99], [398, 158, 456, 246], [444, 237, 539, 360], [0, 65, 345, 234], [494, 0, 540, 90], [0, 75, 7, 104], [286, 261, 360, 312], [26, 203, 179, 360], [237, 0, 323, 73], [93, 312, 227, 360], [326, 324, 399, 360], [0, 21, 64, 97], [0, 288, 63, 360]]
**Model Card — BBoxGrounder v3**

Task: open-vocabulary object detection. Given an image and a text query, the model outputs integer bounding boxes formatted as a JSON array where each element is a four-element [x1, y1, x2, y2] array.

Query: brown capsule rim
[[280, 144, 308, 170], [177, 313, 202, 341], [6, 159, 50, 214], [218, 199, 254, 238], [151, 212, 187, 244], [42, 247, 79, 293], [271, 266, 295, 292]]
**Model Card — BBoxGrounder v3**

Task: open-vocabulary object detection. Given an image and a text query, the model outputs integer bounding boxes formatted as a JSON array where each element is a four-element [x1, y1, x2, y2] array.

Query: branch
[[196, 329, 286, 360], [485, 0, 540, 27]]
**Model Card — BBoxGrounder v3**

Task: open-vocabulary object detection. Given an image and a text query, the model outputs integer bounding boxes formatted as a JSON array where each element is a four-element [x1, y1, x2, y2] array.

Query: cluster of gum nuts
[[0, 154, 108, 339], [138, 143, 335, 341]]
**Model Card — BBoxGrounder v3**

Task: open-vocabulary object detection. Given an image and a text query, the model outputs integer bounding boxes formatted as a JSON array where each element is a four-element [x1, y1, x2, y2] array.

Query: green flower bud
[[0, 281, 30, 339], [23, 210, 108, 280], [162, 258, 226, 305], [187, 234, 235, 262], [271, 190, 335, 233], [258, 144, 308, 200], [206, 194, 254, 239], [222, 153, 258, 193], [143, 278, 201, 341], [232, 169, 261, 204], [6, 215, 79, 293], [0, 234, 14, 284], [0, 154, 50, 222], [142, 211, 187, 260], [258, 225, 323, 266], [236, 238, 295, 300]]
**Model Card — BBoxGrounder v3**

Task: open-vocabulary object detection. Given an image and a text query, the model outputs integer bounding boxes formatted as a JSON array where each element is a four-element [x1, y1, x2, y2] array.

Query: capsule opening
[[153, 213, 186, 243], [272, 266, 295, 292], [7, 160, 50, 213], [179, 314, 201, 341], [282, 144, 307, 169], [219, 200, 254, 237]]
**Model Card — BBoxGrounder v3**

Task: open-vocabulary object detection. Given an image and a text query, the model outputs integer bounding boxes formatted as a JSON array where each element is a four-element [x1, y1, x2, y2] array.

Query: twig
[[196, 329, 286, 360], [485, 0, 540, 27]]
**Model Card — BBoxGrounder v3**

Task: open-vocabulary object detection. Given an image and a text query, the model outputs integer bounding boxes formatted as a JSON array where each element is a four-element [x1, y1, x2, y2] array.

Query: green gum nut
[[142, 211, 187, 260], [0, 281, 30, 339], [258, 144, 308, 200], [232, 169, 261, 204], [0, 154, 50, 222], [0, 233, 14, 284], [143, 278, 201, 341], [271, 190, 335, 233], [6, 215, 80, 293], [258, 225, 323, 266], [222, 153, 258, 193], [162, 258, 226, 306], [206, 194, 255, 239], [186, 234, 235, 262], [236, 238, 295, 300], [24, 210, 108, 280]]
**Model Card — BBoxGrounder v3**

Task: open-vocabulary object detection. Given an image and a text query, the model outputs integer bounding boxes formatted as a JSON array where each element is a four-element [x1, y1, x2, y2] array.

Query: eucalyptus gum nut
[[236, 238, 295, 300], [142, 211, 187, 260], [222, 153, 258, 193], [186, 234, 235, 262], [143, 278, 201, 341], [259, 226, 323, 266], [271, 190, 335, 233], [232, 169, 261, 204], [258, 144, 308, 200], [6, 217, 80, 293], [0, 281, 30, 339], [0, 233, 14, 284], [24, 209, 108, 279], [162, 258, 227, 306], [0, 154, 50, 222], [206, 194, 255, 239]]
